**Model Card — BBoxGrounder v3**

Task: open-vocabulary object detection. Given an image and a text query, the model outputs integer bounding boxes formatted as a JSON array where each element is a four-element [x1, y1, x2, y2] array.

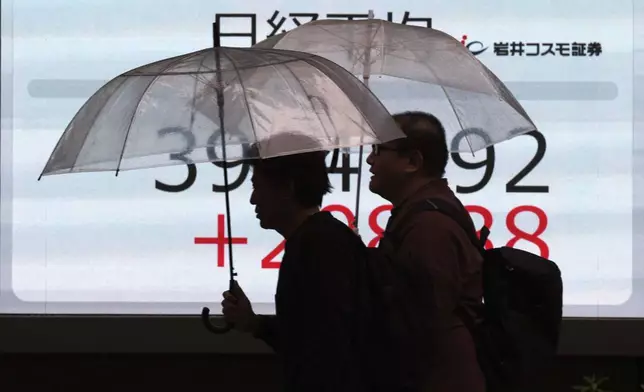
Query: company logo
[[460, 34, 488, 56], [458, 35, 602, 58]]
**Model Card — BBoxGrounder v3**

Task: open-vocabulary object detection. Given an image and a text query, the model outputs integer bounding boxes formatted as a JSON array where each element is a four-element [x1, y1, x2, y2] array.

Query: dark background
[[2, 317, 644, 392]]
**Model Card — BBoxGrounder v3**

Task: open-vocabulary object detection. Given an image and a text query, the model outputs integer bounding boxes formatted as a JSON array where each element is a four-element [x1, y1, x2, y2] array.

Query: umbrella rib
[[115, 53, 196, 174], [306, 21, 431, 51], [124, 56, 307, 76], [66, 76, 131, 175], [348, 20, 382, 76], [240, 49, 307, 156], [40, 76, 129, 178], [249, 49, 330, 148], [279, 57, 333, 143], [377, 26, 460, 48], [311, 23, 374, 49], [370, 20, 385, 75], [125, 48, 209, 75], [298, 54, 383, 139], [353, 19, 384, 74], [396, 39, 474, 154], [187, 53, 210, 135], [217, 49, 259, 153], [310, 24, 371, 73]]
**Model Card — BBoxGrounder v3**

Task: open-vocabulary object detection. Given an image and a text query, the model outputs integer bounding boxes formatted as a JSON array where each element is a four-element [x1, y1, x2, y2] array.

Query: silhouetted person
[[221, 134, 369, 392], [366, 112, 485, 392]]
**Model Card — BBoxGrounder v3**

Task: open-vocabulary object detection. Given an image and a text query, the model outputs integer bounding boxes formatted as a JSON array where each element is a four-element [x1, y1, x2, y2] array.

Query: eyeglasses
[[371, 144, 399, 156]]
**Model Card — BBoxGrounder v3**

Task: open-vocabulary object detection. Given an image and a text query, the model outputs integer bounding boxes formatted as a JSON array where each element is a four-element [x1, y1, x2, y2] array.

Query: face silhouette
[[249, 168, 294, 230], [366, 141, 419, 200]]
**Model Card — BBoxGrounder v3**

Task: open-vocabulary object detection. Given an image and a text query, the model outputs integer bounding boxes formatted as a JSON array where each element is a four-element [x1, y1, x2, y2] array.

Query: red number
[[261, 240, 284, 269], [323, 204, 356, 228], [367, 204, 393, 248], [506, 205, 549, 259], [260, 204, 356, 269], [465, 205, 494, 249]]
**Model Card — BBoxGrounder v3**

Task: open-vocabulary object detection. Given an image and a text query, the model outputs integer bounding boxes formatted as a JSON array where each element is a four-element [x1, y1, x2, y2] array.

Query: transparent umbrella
[[254, 13, 537, 228], [40, 48, 402, 174], [39, 37, 405, 333]]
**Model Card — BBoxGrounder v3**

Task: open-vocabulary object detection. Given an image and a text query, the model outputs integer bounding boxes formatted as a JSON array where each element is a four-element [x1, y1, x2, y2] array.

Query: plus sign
[[195, 214, 248, 267]]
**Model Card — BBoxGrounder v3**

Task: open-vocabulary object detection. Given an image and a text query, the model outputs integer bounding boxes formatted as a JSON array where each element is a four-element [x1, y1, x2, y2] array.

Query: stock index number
[[328, 148, 360, 192], [154, 126, 251, 193], [450, 129, 549, 194], [154, 127, 547, 195], [154, 126, 361, 193]]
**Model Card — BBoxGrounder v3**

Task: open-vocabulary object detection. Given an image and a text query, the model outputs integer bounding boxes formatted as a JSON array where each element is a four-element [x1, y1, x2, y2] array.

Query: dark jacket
[[253, 211, 368, 392], [382, 179, 486, 392]]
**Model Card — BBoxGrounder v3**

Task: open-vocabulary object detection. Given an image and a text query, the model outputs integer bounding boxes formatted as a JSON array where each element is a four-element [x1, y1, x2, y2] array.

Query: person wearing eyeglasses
[[366, 111, 486, 392]]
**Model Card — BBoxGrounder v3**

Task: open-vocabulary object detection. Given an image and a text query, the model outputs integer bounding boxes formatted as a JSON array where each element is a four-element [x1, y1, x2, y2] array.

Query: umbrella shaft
[[212, 26, 236, 282]]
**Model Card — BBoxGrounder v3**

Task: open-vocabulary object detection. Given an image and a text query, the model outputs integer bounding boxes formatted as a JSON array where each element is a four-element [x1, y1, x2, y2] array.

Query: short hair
[[391, 111, 448, 177], [246, 133, 332, 208]]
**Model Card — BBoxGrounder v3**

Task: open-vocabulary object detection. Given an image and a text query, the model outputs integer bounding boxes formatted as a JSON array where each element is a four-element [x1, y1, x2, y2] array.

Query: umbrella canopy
[[254, 18, 536, 152], [40, 46, 404, 177]]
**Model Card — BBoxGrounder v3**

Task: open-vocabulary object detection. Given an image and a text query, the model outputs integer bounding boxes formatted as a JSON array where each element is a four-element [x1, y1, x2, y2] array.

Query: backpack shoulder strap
[[383, 200, 440, 251], [382, 198, 488, 332], [422, 198, 489, 252], [422, 199, 489, 333], [384, 198, 491, 255]]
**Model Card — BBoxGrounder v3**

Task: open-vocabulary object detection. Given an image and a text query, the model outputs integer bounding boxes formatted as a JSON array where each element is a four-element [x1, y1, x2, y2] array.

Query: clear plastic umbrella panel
[[40, 48, 402, 174], [254, 14, 537, 228], [39, 43, 405, 332]]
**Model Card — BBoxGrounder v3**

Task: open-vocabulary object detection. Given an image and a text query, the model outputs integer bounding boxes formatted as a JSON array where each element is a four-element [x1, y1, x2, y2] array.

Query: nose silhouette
[[366, 150, 375, 166]]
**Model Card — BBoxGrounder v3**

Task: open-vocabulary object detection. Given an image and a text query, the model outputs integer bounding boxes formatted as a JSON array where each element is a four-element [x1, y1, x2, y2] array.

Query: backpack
[[360, 197, 563, 392]]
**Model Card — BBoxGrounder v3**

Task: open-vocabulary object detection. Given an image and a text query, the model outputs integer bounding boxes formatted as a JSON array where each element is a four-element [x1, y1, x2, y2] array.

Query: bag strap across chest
[[384, 198, 489, 253]]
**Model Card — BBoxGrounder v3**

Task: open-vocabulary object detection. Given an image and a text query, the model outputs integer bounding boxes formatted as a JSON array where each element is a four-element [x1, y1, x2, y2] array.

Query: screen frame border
[[2, 0, 644, 358]]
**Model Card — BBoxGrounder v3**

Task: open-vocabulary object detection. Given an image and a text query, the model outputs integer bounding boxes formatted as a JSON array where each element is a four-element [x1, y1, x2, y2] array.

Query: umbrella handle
[[201, 306, 233, 334]]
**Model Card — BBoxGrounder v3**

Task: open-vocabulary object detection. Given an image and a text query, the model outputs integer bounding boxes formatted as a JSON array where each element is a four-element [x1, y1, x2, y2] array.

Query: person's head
[[366, 111, 448, 203], [247, 133, 332, 233]]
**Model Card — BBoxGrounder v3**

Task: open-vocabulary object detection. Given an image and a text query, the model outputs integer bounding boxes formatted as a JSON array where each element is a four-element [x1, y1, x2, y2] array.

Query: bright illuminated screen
[[1, 0, 642, 318]]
